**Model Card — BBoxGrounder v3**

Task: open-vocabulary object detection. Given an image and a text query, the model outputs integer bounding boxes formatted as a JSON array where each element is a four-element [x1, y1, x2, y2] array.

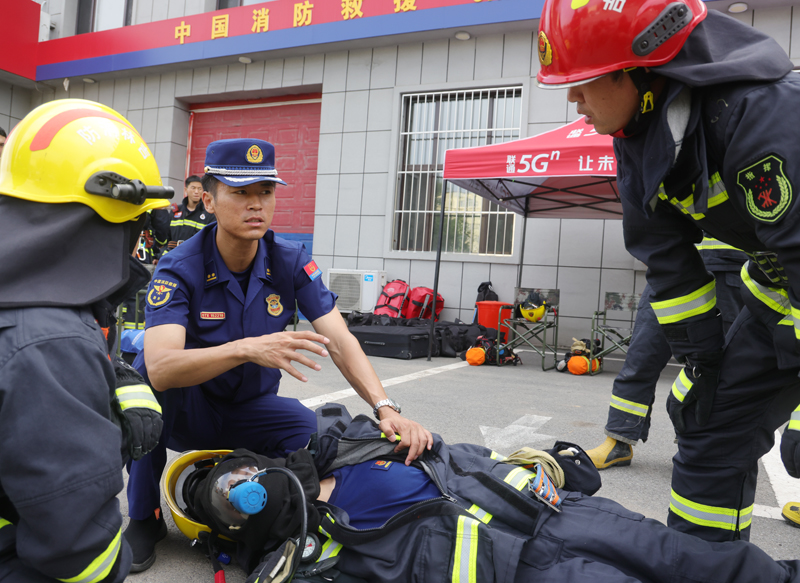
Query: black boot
[[124, 510, 167, 572]]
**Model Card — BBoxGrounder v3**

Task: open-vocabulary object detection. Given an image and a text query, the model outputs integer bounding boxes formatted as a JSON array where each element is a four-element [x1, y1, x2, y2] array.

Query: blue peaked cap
[[204, 138, 287, 187]]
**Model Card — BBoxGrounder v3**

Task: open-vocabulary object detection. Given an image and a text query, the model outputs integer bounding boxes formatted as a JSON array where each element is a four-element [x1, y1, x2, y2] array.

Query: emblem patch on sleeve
[[737, 154, 793, 223], [303, 261, 322, 281], [147, 278, 178, 308]]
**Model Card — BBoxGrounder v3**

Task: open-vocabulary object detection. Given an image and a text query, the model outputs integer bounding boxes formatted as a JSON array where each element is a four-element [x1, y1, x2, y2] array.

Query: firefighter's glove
[[112, 357, 163, 461], [669, 351, 723, 434], [780, 426, 800, 479]]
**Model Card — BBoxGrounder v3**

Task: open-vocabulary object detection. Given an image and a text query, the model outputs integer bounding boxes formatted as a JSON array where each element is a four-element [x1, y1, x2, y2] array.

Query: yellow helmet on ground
[[161, 450, 234, 542], [0, 99, 172, 223]]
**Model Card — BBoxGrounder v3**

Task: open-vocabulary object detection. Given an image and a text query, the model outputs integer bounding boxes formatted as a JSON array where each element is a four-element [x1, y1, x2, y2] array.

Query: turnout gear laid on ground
[[540, 2, 800, 542], [165, 199, 215, 251]]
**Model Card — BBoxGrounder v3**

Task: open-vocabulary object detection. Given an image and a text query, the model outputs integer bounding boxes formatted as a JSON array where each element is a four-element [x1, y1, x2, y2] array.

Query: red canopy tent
[[424, 117, 621, 359]]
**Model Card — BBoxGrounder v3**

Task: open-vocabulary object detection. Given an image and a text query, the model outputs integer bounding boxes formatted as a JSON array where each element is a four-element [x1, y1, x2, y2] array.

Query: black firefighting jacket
[[307, 403, 600, 583], [166, 199, 215, 251], [615, 10, 800, 363]]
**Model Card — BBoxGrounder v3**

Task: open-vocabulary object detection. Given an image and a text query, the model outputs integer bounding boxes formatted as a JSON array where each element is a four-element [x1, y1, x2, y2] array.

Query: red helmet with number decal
[[536, 0, 707, 88]]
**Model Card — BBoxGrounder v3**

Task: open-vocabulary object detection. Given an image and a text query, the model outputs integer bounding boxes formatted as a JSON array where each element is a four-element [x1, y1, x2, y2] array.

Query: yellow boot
[[782, 502, 800, 529], [586, 436, 633, 470]]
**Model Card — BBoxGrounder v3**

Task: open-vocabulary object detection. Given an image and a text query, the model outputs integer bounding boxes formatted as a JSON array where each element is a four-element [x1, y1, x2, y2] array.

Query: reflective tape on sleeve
[[740, 263, 790, 315], [669, 490, 752, 532], [317, 538, 343, 561], [58, 528, 122, 583], [791, 306, 800, 342], [695, 237, 740, 252], [115, 385, 162, 414], [671, 369, 693, 403], [452, 516, 479, 583], [503, 466, 534, 491], [467, 504, 493, 524], [789, 406, 800, 431], [707, 173, 730, 208], [609, 395, 649, 417], [651, 280, 716, 324]]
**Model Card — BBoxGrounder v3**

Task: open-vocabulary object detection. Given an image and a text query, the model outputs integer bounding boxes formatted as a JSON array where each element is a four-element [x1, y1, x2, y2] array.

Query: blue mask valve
[[229, 482, 267, 515]]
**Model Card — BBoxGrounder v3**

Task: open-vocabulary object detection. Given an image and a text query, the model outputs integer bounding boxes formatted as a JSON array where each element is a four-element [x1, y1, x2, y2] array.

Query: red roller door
[[188, 94, 321, 236]]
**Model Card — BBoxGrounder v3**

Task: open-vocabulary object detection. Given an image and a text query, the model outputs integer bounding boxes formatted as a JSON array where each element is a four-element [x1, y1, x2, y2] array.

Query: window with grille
[[393, 87, 522, 255]]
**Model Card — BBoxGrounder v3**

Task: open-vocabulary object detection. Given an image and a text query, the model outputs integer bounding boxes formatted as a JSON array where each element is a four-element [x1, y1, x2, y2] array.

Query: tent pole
[[516, 208, 528, 289], [428, 179, 448, 361]]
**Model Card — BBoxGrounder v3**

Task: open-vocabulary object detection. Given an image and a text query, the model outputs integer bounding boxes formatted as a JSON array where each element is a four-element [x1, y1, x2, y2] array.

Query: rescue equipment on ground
[[465, 335, 521, 366], [373, 279, 409, 318], [557, 338, 601, 375], [402, 287, 444, 320]]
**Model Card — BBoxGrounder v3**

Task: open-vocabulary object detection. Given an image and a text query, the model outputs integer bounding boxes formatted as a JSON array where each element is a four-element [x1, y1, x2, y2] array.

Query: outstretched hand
[[238, 330, 330, 381], [377, 409, 434, 465]]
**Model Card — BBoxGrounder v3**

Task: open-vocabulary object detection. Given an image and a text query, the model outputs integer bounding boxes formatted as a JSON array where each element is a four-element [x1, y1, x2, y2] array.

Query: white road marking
[[480, 414, 555, 454], [757, 429, 797, 518], [299, 361, 469, 408]]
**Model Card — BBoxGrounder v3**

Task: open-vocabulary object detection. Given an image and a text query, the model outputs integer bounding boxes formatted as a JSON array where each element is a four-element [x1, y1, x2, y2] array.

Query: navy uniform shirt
[[133, 225, 336, 403]]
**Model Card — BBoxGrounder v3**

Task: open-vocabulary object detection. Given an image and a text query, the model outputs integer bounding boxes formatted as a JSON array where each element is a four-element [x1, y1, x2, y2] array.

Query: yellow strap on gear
[[58, 529, 122, 583], [669, 490, 752, 532], [671, 369, 693, 403], [502, 466, 534, 491], [504, 447, 565, 488], [466, 504, 493, 525]]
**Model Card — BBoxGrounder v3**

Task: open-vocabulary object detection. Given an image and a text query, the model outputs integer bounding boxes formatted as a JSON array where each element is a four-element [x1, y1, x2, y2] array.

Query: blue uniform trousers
[[606, 274, 744, 444], [517, 492, 800, 582], [126, 387, 316, 520]]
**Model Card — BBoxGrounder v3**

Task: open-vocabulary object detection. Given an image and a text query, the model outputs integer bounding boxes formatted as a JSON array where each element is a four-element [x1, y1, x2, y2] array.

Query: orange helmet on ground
[[536, 0, 707, 88]]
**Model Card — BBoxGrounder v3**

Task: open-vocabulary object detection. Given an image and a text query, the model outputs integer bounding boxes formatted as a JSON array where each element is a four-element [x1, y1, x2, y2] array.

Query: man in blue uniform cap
[[124, 138, 433, 570]]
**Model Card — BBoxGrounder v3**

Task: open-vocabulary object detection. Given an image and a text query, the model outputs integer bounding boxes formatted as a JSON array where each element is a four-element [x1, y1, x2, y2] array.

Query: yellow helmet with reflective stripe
[[0, 99, 172, 223]]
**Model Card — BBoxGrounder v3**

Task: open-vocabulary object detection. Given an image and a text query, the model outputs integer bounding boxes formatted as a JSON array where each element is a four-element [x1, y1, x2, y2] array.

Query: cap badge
[[246, 145, 264, 164], [538, 31, 553, 66]]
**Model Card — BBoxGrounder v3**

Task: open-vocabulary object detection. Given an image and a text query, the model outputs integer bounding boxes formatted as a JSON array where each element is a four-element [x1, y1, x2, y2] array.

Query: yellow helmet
[[0, 99, 172, 223], [519, 291, 546, 323], [161, 450, 234, 542]]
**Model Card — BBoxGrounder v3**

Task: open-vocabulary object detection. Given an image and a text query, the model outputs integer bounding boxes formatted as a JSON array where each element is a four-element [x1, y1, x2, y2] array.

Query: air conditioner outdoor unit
[[327, 269, 387, 313]]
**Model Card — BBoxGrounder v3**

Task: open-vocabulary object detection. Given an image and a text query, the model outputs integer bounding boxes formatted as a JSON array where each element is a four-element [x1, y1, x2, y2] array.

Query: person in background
[[165, 174, 215, 252]]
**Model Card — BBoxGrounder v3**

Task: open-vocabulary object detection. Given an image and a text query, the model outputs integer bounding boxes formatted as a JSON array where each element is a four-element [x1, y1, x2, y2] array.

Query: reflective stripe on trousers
[[669, 490, 753, 532], [609, 395, 649, 417], [57, 528, 122, 583]]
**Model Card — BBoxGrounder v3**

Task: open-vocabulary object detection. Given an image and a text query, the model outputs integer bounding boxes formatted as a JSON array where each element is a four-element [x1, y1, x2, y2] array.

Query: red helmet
[[537, 0, 707, 88]]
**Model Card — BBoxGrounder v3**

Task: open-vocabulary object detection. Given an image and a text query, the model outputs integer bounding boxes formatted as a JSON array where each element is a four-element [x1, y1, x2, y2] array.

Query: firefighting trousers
[[516, 491, 800, 582], [126, 387, 316, 520], [666, 303, 800, 542], [606, 275, 743, 444]]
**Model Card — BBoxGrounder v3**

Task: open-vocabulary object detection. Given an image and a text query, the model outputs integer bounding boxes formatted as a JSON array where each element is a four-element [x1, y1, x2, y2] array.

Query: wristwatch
[[373, 398, 401, 420]]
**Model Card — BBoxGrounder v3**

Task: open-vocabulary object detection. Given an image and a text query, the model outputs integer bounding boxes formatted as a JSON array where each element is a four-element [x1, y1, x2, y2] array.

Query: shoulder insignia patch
[[147, 278, 178, 308], [303, 260, 322, 281], [266, 294, 283, 317], [737, 154, 793, 223]]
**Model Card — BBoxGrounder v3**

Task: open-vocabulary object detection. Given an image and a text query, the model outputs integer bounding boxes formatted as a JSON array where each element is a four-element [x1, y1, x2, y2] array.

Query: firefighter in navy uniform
[[0, 100, 168, 582], [164, 174, 215, 252], [538, 0, 800, 541]]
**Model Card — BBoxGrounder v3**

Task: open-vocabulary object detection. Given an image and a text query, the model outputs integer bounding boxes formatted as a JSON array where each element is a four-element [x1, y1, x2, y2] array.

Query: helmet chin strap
[[611, 68, 660, 139]]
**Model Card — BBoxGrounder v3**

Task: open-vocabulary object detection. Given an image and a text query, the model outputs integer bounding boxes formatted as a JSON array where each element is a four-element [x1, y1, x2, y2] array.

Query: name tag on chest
[[200, 311, 226, 320]]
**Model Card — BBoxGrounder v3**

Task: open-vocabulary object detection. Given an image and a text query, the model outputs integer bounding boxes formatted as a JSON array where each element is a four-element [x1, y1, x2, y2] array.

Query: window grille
[[393, 87, 522, 255]]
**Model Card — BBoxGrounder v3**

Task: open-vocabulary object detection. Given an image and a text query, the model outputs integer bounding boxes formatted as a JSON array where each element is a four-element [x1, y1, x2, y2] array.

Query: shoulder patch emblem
[[266, 294, 283, 317], [303, 260, 322, 281], [147, 278, 178, 308], [737, 154, 793, 223]]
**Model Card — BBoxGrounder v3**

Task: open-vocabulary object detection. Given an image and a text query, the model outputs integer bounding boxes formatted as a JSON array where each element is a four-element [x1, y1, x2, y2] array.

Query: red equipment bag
[[403, 287, 444, 320], [373, 279, 410, 317]]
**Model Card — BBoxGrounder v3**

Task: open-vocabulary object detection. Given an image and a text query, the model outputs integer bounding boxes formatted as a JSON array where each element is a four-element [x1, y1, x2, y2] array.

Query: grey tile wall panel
[[68, 82, 85, 100], [283, 56, 304, 86], [792, 8, 800, 58], [226, 63, 246, 92], [729, 10, 753, 25], [384, 258, 411, 282], [634, 271, 648, 295], [474, 34, 504, 80], [323, 52, 348, 93], [343, 90, 369, 132], [447, 38, 475, 82], [357, 257, 385, 271], [0, 115, 9, 135], [346, 48, 372, 91], [557, 265, 601, 318], [358, 215, 384, 257], [0, 84, 10, 116], [502, 32, 532, 78], [167, 0, 185, 19], [395, 44, 422, 86], [320, 92, 346, 134], [184, 0, 205, 16], [175, 69, 194, 97], [370, 46, 398, 89], [156, 107, 174, 143], [556, 316, 592, 349], [317, 133, 343, 175], [55, 84, 69, 102], [192, 67, 210, 95], [151, 0, 168, 21], [559, 219, 603, 267], [361, 173, 390, 216], [364, 131, 391, 173], [98, 80, 115, 107], [520, 265, 558, 289], [83, 82, 99, 102], [487, 263, 518, 303], [421, 39, 448, 85], [522, 217, 560, 266], [334, 215, 361, 256], [168, 141, 187, 179], [303, 54, 325, 85], [598, 268, 636, 324], [315, 173, 340, 215], [410, 259, 436, 288], [337, 173, 364, 215], [314, 215, 337, 252], [129, 77, 146, 109], [113, 79, 130, 113], [165, 176, 184, 198], [154, 142, 171, 181], [340, 132, 367, 174], [171, 107, 191, 146], [367, 89, 393, 132], [208, 66, 228, 94], [528, 82, 569, 124], [601, 220, 633, 269], [333, 256, 358, 268], [141, 108, 158, 143], [526, 122, 563, 138], [314, 255, 334, 276], [126, 109, 143, 134], [436, 261, 464, 312], [754, 6, 791, 54], [262, 60, 284, 89], [134, 0, 152, 25], [30, 91, 44, 109], [460, 262, 491, 308], [243, 61, 265, 91], [144, 74, 161, 107]]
